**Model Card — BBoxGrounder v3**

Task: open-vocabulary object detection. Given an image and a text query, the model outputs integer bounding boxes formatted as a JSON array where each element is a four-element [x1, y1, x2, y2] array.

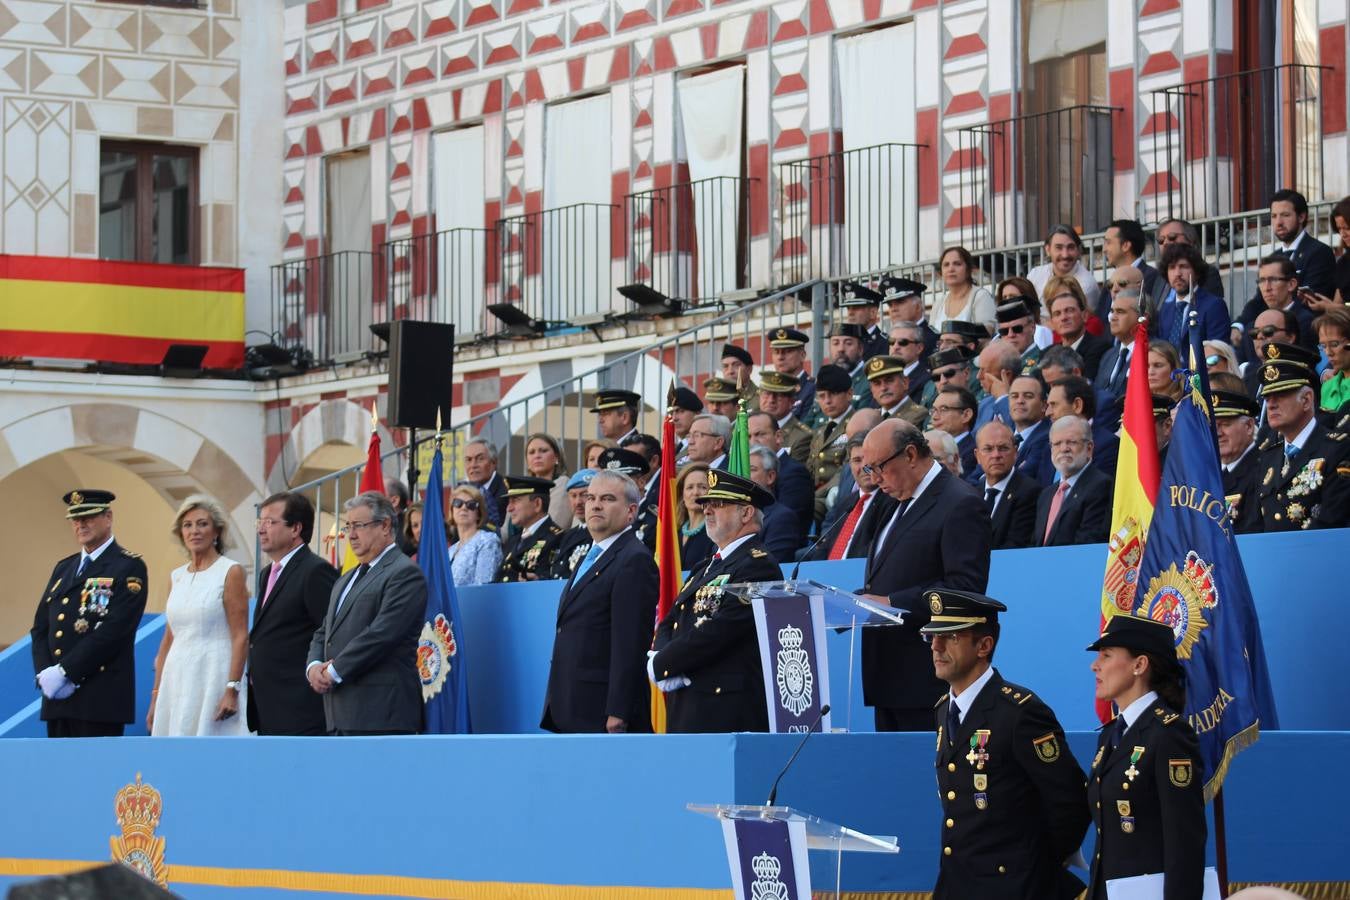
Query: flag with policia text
[[1131, 378, 1278, 800]]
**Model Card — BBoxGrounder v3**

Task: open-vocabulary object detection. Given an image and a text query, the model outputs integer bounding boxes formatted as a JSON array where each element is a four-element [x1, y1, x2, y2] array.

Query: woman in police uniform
[[1086, 615, 1206, 900]]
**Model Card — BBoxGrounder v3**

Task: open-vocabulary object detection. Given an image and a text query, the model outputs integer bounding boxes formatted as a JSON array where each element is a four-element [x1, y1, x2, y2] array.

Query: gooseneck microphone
[[789, 507, 851, 580], [765, 703, 831, 807]]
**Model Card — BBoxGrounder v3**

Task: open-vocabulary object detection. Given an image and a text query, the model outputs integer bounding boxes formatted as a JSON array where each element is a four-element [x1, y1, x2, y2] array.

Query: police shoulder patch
[[1032, 733, 1061, 763], [1168, 757, 1193, 788]]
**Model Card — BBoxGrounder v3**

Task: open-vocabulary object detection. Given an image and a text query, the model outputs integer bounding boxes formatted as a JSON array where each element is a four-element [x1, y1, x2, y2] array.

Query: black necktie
[[1013, 432, 1023, 448], [984, 487, 999, 512], [947, 697, 961, 746], [1108, 716, 1126, 752], [350, 563, 370, 589]]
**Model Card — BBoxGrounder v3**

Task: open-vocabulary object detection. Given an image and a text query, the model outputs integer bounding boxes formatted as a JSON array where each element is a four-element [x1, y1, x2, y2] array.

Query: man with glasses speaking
[[856, 420, 991, 732], [307, 491, 427, 735]]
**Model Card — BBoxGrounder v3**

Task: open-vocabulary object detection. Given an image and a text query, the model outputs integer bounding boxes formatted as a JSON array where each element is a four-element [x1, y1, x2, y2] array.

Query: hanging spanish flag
[[650, 404, 683, 733], [0, 255, 244, 367], [340, 405, 386, 573], [1098, 318, 1161, 721]]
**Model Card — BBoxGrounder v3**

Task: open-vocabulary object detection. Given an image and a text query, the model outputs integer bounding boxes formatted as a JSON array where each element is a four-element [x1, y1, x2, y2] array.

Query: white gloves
[[37, 665, 76, 700], [646, 651, 691, 693]]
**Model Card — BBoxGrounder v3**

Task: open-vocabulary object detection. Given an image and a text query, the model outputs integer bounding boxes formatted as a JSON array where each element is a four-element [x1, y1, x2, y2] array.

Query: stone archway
[[265, 399, 399, 494]]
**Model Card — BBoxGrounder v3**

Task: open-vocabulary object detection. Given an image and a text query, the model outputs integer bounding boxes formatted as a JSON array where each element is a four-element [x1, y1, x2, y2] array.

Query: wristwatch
[[225, 680, 242, 692]]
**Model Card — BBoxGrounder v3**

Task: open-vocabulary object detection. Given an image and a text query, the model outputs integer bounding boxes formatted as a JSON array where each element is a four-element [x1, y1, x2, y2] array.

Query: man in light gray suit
[[306, 491, 426, 735]]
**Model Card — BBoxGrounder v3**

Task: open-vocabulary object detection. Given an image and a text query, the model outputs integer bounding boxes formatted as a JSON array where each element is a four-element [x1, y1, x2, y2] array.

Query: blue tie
[[1167, 300, 1188, 348], [946, 697, 961, 746], [75, 555, 89, 578], [571, 544, 602, 584], [1285, 443, 1299, 460]]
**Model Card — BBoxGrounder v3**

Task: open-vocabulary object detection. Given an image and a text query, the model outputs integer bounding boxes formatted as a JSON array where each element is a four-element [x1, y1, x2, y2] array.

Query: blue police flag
[[417, 442, 472, 733], [1133, 381, 1278, 800]]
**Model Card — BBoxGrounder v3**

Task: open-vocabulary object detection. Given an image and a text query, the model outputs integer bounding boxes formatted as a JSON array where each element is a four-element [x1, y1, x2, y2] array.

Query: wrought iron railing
[[777, 142, 926, 284], [1147, 63, 1330, 223], [496, 202, 620, 323], [383, 227, 494, 337], [955, 105, 1119, 252], [625, 176, 756, 306], [270, 250, 385, 363]]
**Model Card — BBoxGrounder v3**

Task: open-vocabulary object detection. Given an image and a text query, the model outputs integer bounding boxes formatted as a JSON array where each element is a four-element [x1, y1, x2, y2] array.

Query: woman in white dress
[[927, 245, 997, 337], [147, 495, 249, 736]]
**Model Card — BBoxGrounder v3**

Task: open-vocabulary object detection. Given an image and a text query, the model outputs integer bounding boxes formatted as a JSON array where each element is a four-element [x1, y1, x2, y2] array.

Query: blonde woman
[[148, 495, 249, 736], [448, 484, 503, 586], [675, 463, 715, 568]]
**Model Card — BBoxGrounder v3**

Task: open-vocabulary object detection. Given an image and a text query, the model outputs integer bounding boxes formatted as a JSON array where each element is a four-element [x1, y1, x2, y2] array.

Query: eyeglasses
[[255, 517, 286, 528], [931, 404, 966, 414], [997, 323, 1027, 337], [1320, 340, 1346, 353], [890, 338, 920, 348], [1256, 277, 1290, 286], [451, 498, 481, 511], [1253, 326, 1286, 339], [339, 519, 382, 535], [861, 449, 904, 477], [933, 368, 963, 381]]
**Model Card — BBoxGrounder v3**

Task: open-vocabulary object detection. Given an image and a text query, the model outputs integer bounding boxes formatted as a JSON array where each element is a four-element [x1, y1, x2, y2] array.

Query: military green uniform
[[808, 411, 853, 488], [884, 397, 930, 430], [778, 415, 813, 466], [850, 363, 874, 409], [1019, 344, 1043, 375]]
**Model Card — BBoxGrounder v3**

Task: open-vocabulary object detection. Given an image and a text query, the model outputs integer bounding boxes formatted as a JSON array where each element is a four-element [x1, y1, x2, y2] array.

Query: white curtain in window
[[433, 126, 487, 332], [1026, 0, 1106, 64], [325, 151, 372, 354], [677, 65, 745, 300], [836, 25, 918, 270], [543, 94, 613, 318]]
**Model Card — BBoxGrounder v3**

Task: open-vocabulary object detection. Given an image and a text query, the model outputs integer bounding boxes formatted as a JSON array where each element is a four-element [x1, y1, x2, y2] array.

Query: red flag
[[650, 410, 683, 732], [339, 408, 385, 573]]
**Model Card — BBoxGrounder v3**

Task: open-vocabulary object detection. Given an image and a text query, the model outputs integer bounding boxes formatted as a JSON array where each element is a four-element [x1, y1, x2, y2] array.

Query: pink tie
[[261, 562, 283, 607], [1042, 482, 1070, 545]]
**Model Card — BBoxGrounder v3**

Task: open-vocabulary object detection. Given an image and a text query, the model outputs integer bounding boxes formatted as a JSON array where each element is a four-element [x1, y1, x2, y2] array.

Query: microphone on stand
[[765, 703, 831, 807], [789, 507, 851, 581]]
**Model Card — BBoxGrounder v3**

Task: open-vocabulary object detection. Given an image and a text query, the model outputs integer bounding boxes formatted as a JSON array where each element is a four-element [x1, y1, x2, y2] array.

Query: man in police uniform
[[866, 355, 930, 429], [939, 319, 990, 355], [590, 389, 641, 444], [808, 364, 856, 489], [881, 275, 939, 356], [1240, 358, 1350, 531], [703, 376, 741, 421], [1213, 388, 1263, 531], [995, 300, 1042, 374], [31, 490, 149, 738], [496, 476, 567, 582], [721, 344, 759, 412], [767, 327, 816, 422], [926, 589, 1088, 899], [649, 469, 782, 733], [840, 280, 890, 358], [757, 370, 813, 465]]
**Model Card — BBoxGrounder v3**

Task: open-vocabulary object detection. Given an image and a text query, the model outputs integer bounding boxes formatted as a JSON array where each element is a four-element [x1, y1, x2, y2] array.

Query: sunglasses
[[890, 338, 920, 348], [997, 323, 1027, 337], [1253, 326, 1285, 339], [1205, 355, 1221, 366], [451, 498, 481, 511], [933, 367, 963, 380]]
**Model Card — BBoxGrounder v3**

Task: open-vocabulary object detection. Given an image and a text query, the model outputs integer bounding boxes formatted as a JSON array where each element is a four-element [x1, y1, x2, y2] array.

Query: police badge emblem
[[1168, 758, 1193, 788], [774, 624, 814, 717], [110, 773, 168, 888], [1032, 733, 1061, 763], [416, 613, 458, 701], [928, 592, 943, 614]]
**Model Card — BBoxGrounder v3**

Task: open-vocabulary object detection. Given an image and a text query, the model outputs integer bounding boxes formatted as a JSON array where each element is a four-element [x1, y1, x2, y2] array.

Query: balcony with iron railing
[[625, 176, 757, 307], [777, 142, 926, 284], [955, 105, 1120, 252], [269, 250, 386, 364], [496, 202, 621, 325], [383, 227, 495, 338], [1146, 63, 1330, 223]]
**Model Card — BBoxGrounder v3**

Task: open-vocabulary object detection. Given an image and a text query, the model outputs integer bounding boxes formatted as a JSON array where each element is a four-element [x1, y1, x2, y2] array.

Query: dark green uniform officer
[[1086, 615, 1206, 900], [865, 355, 929, 429], [496, 476, 566, 582], [807, 364, 856, 489], [840, 280, 889, 359], [32, 490, 149, 738], [926, 589, 1089, 900], [650, 469, 781, 734], [1240, 356, 1350, 531], [721, 343, 759, 413], [703, 375, 742, 422], [758, 370, 813, 465]]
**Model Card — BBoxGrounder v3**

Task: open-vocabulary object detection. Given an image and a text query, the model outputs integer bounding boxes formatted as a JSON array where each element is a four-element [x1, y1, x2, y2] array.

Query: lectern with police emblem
[[721, 579, 904, 733]]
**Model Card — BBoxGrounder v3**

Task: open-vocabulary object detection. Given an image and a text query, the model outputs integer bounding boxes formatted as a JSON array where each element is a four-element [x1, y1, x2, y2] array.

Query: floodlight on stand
[[160, 343, 209, 378], [487, 302, 546, 338], [618, 283, 683, 317], [369, 322, 391, 343], [245, 342, 302, 379]]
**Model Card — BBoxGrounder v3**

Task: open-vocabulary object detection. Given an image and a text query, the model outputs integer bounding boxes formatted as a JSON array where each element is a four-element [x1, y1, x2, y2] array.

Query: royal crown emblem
[[417, 613, 458, 700], [1103, 517, 1145, 612], [1265, 343, 1281, 360], [750, 851, 789, 900], [707, 471, 719, 488], [1135, 551, 1219, 659], [1263, 365, 1279, 382], [928, 592, 943, 614], [111, 773, 167, 888], [775, 624, 814, 718], [69, 491, 84, 505]]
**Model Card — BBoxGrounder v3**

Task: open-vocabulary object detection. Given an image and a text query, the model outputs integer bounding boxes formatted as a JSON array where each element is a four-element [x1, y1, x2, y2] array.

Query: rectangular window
[[99, 141, 199, 265]]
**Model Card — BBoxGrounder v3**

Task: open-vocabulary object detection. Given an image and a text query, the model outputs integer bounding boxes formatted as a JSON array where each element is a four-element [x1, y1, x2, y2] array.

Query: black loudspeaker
[[7, 864, 179, 898], [388, 320, 455, 429]]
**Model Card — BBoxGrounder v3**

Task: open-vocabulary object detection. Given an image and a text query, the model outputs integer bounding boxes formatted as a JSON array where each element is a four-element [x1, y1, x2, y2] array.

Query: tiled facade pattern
[[0, 0, 243, 264]]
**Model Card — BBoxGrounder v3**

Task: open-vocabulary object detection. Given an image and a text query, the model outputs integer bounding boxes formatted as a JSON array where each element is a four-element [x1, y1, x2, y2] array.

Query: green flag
[[727, 401, 751, 477]]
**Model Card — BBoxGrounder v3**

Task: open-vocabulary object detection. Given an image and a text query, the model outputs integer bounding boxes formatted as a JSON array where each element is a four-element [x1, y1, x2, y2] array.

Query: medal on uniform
[[973, 774, 987, 791], [1125, 746, 1145, 781], [73, 618, 89, 633], [966, 730, 991, 769], [974, 792, 988, 810]]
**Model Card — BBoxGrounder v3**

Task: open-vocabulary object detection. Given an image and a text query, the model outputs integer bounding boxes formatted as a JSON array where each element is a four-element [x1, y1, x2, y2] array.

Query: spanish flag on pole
[[339, 404, 385, 574], [1098, 318, 1161, 721], [650, 402, 683, 733]]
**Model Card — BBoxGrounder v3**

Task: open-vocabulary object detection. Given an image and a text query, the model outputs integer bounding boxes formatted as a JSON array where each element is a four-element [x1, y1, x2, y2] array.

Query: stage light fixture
[[618, 283, 683, 317]]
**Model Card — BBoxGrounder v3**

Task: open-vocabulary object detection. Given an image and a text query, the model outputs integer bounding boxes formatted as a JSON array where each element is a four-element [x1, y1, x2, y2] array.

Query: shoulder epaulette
[[934, 693, 949, 709], [548, 523, 563, 535], [750, 548, 769, 558], [121, 549, 141, 559], [1257, 436, 1278, 452], [1328, 430, 1346, 442], [1155, 707, 1180, 725], [999, 683, 1034, 705]]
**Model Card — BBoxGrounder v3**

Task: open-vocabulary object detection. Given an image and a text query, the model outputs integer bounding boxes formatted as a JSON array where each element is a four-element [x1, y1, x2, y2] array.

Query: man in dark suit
[[748, 411, 813, 540], [541, 471, 658, 734], [1046, 281, 1110, 379], [307, 491, 427, 735], [1212, 388, 1263, 533], [973, 421, 1040, 550], [1093, 289, 1144, 403], [1258, 188, 1337, 300], [32, 489, 148, 738], [929, 384, 979, 478], [1033, 417, 1113, 546], [462, 438, 508, 529], [748, 446, 805, 561], [249, 492, 338, 735], [607, 443, 658, 549], [857, 420, 991, 731], [1234, 254, 1319, 355], [889, 322, 931, 403], [808, 437, 897, 561], [1046, 375, 1119, 477], [1008, 373, 1055, 485], [1099, 218, 1156, 323], [1156, 217, 1224, 299], [1154, 243, 1229, 351], [651, 469, 782, 733], [927, 589, 1088, 900]]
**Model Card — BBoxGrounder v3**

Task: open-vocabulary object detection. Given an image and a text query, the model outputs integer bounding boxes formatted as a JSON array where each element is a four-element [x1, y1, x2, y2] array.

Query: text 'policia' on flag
[[1131, 380, 1278, 800]]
